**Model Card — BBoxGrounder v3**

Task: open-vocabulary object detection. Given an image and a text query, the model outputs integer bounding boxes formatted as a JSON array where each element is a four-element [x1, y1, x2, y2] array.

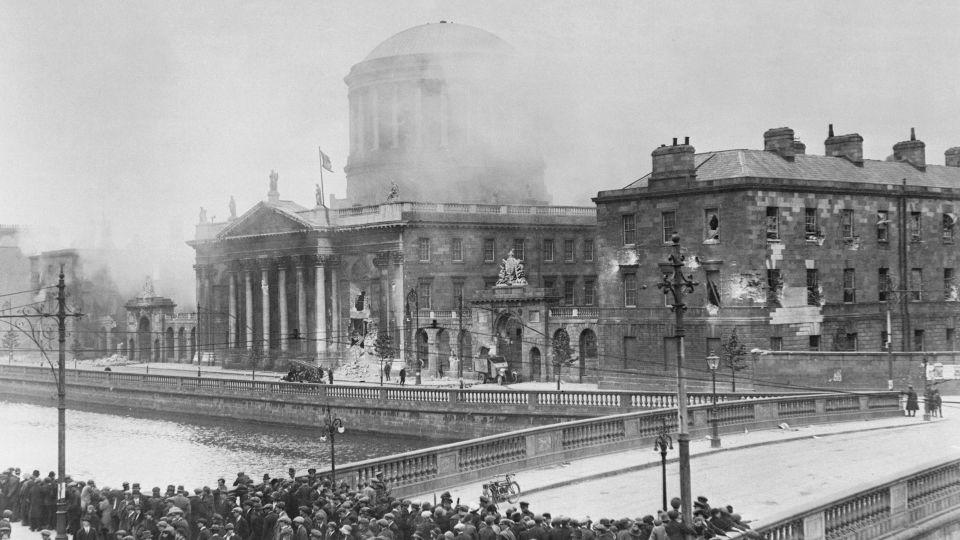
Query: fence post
[[802, 512, 825, 540]]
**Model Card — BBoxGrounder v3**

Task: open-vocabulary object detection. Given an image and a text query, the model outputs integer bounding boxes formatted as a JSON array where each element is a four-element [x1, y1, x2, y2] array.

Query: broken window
[[879, 268, 891, 302], [877, 211, 890, 243], [943, 213, 956, 243], [910, 212, 922, 242], [704, 208, 720, 242], [767, 269, 783, 307], [806, 269, 820, 306], [804, 208, 820, 240], [766, 207, 780, 240], [705, 269, 721, 307]]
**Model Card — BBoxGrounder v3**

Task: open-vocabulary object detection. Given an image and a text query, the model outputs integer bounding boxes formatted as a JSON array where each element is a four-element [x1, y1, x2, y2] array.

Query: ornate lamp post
[[656, 233, 698, 528], [319, 409, 346, 483], [653, 419, 673, 512], [706, 353, 721, 448]]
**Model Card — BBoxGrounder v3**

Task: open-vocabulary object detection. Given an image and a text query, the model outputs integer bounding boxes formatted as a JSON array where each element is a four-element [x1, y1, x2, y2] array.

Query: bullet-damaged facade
[[593, 127, 960, 389]]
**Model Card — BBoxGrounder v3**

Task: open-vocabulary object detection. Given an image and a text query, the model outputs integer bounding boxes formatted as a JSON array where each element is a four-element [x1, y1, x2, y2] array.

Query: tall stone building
[[190, 23, 598, 381], [592, 126, 960, 389]]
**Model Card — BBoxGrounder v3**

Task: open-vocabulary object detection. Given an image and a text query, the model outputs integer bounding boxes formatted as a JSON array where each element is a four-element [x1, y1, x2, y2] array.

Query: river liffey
[[0, 400, 441, 488]]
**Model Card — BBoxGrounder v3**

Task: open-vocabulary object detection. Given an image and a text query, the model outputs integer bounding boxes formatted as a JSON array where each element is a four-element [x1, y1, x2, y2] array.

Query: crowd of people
[[0, 466, 760, 540]]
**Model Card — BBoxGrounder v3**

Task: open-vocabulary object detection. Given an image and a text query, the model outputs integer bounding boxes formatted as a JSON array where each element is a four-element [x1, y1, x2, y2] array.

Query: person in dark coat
[[29, 475, 46, 531], [905, 386, 919, 416], [77, 516, 102, 540], [398, 369, 406, 386]]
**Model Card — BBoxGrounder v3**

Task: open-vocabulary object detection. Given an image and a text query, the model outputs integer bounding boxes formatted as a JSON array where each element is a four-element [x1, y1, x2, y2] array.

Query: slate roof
[[623, 149, 960, 191]]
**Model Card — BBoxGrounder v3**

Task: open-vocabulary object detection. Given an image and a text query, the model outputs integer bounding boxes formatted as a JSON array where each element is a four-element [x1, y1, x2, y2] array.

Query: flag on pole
[[319, 148, 333, 172]]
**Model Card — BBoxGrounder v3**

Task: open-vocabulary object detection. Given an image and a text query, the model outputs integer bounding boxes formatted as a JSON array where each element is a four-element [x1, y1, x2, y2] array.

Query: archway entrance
[[137, 317, 151, 363], [579, 329, 598, 383], [529, 347, 541, 381], [495, 314, 523, 373]]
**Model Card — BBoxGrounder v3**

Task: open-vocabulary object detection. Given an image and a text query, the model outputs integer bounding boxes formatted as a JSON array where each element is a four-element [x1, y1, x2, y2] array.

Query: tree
[[374, 332, 395, 386], [552, 329, 574, 391], [2, 327, 18, 363], [720, 329, 749, 392]]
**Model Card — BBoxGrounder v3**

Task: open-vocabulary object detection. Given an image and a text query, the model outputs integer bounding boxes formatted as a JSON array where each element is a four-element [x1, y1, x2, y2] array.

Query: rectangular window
[[662, 211, 676, 244], [704, 208, 720, 242], [804, 208, 819, 240], [946, 268, 957, 301], [483, 239, 495, 262], [913, 329, 925, 352], [809, 335, 821, 351], [943, 213, 956, 242], [418, 238, 431, 262], [418, 280, 432, 309], [767, 269, 783, 307], [543, 277, 556, 293], [910, 211, 922, 242], [513, 239, 525, 261], [806, 269, 820, 306], [879, 268, 890, 302], [583, 239, 595, 262], [583, 279, 596, 306], [622, 215, 636, 245], [846, 333, 858, 351], [947, 328, 955, 348], [623, 273, 638, 307], [451, 238, 463, 262], [563, 239, 575, 262], [841, 209, 855, 240], [769, 336, 783, 351], [542, 239, 555, 262], [563, 280, 575, 305], [452, 280, 465, 305], [911, 268, 923, 301], [766, 207, 780, 240], [843, 268, 856, 303], [705, 269, 721, 307], [877, 210, 890, 243]]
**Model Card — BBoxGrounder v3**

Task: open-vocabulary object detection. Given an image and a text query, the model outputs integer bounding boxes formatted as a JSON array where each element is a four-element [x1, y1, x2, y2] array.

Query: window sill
[[766, 238, 782, 243]]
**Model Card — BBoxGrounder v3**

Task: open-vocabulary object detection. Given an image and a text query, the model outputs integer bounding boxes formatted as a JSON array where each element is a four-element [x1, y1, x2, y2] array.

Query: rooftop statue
[[139, 275, 156, 299], [495, 249, 527, 287]]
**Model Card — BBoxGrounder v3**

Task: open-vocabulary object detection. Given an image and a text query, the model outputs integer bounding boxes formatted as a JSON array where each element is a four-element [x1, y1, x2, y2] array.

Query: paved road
[[416, 415, 959, 522]]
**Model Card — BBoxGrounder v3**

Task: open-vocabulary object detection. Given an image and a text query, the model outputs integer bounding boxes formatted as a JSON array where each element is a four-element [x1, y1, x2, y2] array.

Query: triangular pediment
[[217, 202, 314, 239]]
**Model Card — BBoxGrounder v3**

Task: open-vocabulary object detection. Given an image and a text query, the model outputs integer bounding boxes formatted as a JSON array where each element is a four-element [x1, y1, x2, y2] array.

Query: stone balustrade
[[732, 458, 960, 540]]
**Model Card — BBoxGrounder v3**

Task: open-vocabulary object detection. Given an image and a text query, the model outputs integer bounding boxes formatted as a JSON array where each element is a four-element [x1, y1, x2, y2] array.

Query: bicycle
[[482, 473, 521, 504]]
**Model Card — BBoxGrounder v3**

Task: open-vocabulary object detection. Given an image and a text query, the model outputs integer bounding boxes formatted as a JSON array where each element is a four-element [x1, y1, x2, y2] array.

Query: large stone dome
[[341, 22, 547, 207], [364, 22, 515, 61]]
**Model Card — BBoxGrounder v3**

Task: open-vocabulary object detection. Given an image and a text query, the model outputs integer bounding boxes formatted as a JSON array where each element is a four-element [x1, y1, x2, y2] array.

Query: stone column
[[330, 263, 341, 352], [228, 270, 237, 348], [244, 265, 254, 350], [278, 261, 288, 352], [315, 255, 327, 355], [260, 261, 270, 353], [296, 262, 307, 354]]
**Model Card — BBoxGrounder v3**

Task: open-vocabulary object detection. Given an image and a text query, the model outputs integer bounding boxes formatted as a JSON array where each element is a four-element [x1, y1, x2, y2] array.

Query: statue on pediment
[[387, 181, 400, 202], [139, 275, 156, 299], [495, 249, 527, 287]]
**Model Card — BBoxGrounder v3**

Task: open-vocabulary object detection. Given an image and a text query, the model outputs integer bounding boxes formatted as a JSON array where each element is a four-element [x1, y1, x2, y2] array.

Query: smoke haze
[[2, 1, 959, 304]]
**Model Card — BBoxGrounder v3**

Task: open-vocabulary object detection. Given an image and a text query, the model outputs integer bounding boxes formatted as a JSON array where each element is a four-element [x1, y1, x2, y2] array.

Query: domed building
[[341, 22, 547, 206], [190, 23, 599, 385]]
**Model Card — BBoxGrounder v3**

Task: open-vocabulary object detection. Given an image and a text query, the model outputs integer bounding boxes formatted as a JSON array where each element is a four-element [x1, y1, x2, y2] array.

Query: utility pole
[[52, 266, 82, 540]]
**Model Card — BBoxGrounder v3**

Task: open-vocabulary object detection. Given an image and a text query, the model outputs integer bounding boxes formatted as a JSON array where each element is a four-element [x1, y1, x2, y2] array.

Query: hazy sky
[[2, 1, 959, 297]]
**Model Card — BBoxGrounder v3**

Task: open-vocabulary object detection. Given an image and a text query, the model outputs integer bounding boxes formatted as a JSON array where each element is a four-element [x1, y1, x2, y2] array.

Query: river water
[[0, 400, 439, 489]]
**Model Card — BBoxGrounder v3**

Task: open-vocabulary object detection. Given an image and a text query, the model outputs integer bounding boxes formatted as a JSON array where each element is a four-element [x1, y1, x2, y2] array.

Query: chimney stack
[[946, 147, 960, 168], [763, 127, 797, 161], [893, 128, 926, 170], [824, 124, 864, 166], [651, 137, 696, 184]]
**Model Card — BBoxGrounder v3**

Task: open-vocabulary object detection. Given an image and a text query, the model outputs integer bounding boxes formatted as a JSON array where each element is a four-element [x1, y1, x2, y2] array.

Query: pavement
[[412, 413, 960, 522]]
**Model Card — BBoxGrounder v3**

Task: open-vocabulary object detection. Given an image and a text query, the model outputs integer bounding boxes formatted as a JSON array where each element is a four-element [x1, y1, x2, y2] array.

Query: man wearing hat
[[77, 516, 101, 540], [228, 507, 249, 540]]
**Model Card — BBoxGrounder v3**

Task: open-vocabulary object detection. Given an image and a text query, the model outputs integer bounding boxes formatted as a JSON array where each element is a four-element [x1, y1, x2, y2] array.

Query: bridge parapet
[[325, 391, 901, 497], [731, 457, 960, 540]]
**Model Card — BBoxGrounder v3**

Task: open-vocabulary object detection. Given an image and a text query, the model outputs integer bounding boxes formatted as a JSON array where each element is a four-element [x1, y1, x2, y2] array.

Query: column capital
[[313, 254, 341, 267], [257, 257, 273, 271]]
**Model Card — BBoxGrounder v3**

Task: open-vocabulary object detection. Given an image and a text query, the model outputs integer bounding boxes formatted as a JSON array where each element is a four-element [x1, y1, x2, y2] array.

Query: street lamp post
[[922, 356, 931, 422], [320, 409, 346, 483], [656, 233, 698, 528], [706, 353, 721, 448], [653, 419, 673, 512]]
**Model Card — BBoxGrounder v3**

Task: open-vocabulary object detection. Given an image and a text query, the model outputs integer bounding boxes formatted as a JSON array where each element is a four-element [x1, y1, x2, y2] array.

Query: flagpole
[[319, 161, 326, 208]]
